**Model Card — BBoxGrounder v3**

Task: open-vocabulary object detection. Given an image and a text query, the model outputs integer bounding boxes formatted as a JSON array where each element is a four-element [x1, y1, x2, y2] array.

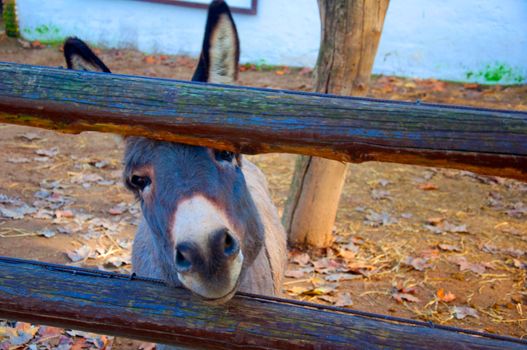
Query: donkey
[[64, 0, 286, 308]]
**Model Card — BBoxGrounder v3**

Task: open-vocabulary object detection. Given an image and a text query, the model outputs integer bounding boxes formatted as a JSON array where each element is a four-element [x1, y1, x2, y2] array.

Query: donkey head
[[64, 1, 263, 303]]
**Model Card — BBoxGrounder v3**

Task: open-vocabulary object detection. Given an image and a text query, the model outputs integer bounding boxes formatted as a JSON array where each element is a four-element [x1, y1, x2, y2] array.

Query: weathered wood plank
[[0, 62, 526, 180], [0, 257, 525, 349]]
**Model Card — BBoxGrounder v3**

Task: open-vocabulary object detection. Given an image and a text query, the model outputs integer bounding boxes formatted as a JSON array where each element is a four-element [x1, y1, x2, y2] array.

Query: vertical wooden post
[[283, 0, 390, 247]]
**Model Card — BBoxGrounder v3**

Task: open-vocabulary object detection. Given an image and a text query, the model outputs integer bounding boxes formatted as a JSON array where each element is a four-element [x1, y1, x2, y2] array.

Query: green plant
[[3, 0, 19, 37]]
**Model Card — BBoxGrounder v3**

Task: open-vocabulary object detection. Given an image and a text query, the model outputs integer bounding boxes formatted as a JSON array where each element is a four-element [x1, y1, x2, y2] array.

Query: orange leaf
[[463, 83, 480, 90], [275, 70, 285, 76], [437, 288, 456, 302], [418, 183, 438, 191], [144, 56, 156, 64]]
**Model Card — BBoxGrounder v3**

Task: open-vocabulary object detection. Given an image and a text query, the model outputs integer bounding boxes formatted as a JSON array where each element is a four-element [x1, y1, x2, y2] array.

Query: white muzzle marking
[[172, 195, 243, 299]]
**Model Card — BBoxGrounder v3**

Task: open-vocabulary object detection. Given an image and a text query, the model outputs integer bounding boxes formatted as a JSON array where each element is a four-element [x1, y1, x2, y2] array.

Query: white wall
[[16, 0, 527, 84]]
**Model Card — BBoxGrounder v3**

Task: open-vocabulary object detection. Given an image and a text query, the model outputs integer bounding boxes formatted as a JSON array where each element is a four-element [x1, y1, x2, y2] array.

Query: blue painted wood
[[0, 256, 525, 349], [0, 62, 525, 180]]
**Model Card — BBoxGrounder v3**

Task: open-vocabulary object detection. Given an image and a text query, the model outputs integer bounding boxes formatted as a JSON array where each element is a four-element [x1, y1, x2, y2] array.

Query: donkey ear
[[63, 37, 111, 73], [192, 0, 240, 84]]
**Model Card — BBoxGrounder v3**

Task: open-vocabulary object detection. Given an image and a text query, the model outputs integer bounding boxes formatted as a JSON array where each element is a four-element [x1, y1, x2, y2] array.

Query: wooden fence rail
[[0, 62, 526, 181], [0, 256, 526, 350]]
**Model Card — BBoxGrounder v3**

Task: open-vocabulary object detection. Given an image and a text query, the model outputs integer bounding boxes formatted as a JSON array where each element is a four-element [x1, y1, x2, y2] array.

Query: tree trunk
[[283, 0, 389, 247]]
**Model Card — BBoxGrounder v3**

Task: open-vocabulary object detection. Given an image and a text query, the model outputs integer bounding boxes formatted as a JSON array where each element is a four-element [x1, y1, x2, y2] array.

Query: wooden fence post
[[283, 0, 390, 247]]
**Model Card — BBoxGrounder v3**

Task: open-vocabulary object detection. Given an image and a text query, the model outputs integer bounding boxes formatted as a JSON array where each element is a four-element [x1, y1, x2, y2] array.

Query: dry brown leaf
[[392, 293, 420, 303], [56, 209, 75, 219], [301, 285, 337, 296], [449, 256, 486, 274], [287, 286, 309, 295], [290, 251, 310, 266], [313, 258, 345, 274], [337, 247, 355, 261], [71, 338, 87, 350], [317, 295, 336, 304], [403, 256, 432, 271], [418, 183, 438, 191], [67, 245, 94, 262], [325, 273, 362, 282], [285, 268, 306, 279], [452, 306, 479, 319], [438, 243, 462, 252], [335, 292, 354, 307]]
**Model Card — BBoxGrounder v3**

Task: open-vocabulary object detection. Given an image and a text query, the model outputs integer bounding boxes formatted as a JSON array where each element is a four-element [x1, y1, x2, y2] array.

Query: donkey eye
[[130, 175, 151, 191], [215, 150, 235, 163]]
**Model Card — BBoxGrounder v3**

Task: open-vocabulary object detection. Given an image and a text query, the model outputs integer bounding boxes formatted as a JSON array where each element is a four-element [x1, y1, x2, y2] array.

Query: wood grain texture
[[283, 0, 390, 247], [0, 62, 526, 180], [0, 257, 525, 349]]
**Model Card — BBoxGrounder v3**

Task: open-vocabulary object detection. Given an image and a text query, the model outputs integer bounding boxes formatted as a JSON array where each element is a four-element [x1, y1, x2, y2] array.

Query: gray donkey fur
[[64, 1, 287, 348]]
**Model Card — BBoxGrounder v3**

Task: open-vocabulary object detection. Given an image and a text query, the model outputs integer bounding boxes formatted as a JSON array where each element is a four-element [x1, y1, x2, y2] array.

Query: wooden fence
[[1, 256, 526, 349], [0, 62, 526, 348], [0, 62, 526, 180]]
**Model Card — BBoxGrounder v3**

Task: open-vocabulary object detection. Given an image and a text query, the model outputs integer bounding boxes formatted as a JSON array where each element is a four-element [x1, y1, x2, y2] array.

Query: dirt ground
[[0, 32, 526, 349]]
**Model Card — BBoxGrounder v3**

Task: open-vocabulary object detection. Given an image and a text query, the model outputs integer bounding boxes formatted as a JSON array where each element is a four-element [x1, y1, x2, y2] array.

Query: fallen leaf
[[426, 217, 445, 225], [424, 220, 469, 235], [392, 293, 420, 303], [371, 189, 391, 200], [317, 295, 336, 304], [335, 292, 354, 307], [290, 251, 310, 266], [285, 269, 306, 278], [463, 83, 480, 90], [287, 286, 309, 295], [105, 255, 131, 268], [71, 338, 87, 350], [38, 229, 56, 238], [0, 204, 36, 219], [9, 322, 39, 346], [347, 262, 376, 276], [89, 160, 109, 169], [18, 132, 41, 141], [449, 256, 486, 274], [35, 147, 59, 158], [452, 306, 479, 319], [505, 202, 527, 218], [513, 259, 526, 269], [67, 245, 94, 262], [7, 157, 30, 164], [301, 285, 337, 296], [313, 258, 345, 274], [418, 183, 438, 191], [403, 256, 432, 271], [325, 273, 362, 282], [56, 210, 75, 219], [364, 210, 397, 226], [337, 247, 355, 260], [109, 202, 128, 215], [438, 244, 462, 252], [437, 288, 456, 302]]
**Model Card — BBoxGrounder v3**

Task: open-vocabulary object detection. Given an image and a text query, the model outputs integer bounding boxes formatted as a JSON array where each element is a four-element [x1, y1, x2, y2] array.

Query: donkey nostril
[[175, 248, 192, 272], [223, 231, 239, 258]]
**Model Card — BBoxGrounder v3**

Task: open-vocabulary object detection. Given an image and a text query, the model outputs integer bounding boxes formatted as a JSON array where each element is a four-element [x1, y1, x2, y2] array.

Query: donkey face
[[64, 1, 260, 302]]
